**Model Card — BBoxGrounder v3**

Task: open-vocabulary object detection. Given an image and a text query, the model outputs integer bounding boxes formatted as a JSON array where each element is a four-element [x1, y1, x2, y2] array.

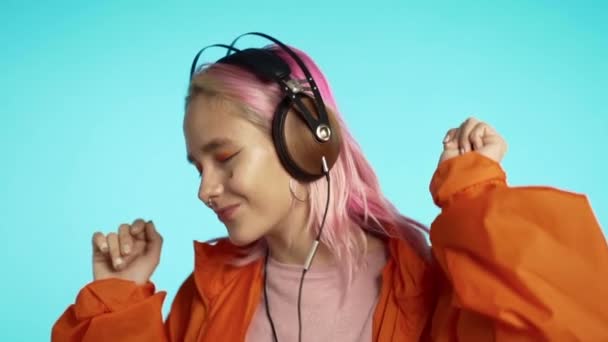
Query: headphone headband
[[225, 33, 328, 123], [189, 44, 241, 81]]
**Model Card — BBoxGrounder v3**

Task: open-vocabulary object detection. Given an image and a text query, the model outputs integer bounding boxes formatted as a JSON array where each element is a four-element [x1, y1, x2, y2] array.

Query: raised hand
[[439, 117, 508, 165], [92, 219, 163, 285]]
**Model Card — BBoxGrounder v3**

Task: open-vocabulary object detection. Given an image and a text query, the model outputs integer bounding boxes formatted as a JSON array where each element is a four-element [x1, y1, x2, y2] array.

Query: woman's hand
[[439, 117, 508, 165], [92, 219, 163, 285]]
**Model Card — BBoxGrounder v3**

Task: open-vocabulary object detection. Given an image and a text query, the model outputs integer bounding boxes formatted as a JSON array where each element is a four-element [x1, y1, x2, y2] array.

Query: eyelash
[[216, 152, 236, 162], [196, 151, 239, 178]]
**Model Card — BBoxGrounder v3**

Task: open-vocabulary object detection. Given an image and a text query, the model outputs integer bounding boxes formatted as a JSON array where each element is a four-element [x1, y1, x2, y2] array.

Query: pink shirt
[[246, 248, 388, 341]]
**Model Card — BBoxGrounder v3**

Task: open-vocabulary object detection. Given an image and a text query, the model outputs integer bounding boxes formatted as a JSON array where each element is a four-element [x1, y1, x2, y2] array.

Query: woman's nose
[[198, 170, 224, 205]]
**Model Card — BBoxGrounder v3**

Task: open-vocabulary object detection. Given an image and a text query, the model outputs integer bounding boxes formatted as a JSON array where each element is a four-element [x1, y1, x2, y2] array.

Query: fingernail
[[459, 148, 465, 155], [123, 245, 131, 254], [115, 257, 123, 267], [443, 134, 450, 143], [101, 243, 108, 252]]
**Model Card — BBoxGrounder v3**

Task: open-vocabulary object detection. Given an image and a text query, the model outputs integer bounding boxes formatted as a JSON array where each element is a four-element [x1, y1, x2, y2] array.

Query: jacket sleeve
[[52, 274, 200, 342], [428, 152, 608, 341]]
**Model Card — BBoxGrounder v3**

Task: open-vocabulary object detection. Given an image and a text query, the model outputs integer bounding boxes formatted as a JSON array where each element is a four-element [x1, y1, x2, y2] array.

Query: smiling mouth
[[216, 204, 240, 222]]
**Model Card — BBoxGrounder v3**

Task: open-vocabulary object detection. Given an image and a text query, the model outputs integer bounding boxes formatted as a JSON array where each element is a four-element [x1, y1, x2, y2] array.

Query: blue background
[[1, 1, 606, 340]]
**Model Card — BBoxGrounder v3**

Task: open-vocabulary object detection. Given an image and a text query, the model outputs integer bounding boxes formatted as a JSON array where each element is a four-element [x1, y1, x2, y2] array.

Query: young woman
[[52, 33, 608, 341]]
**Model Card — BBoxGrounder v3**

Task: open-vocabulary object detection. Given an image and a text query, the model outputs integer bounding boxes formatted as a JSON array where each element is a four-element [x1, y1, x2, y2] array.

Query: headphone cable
[[265, 157, 331, 342]]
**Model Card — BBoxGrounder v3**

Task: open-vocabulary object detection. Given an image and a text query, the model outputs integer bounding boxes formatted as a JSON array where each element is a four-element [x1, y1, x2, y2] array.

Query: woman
[[52, 33, 608, 341]]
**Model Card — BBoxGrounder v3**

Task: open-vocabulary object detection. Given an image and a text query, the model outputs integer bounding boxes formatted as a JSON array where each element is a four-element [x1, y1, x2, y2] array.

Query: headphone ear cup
[[272, 94, 342, 182]]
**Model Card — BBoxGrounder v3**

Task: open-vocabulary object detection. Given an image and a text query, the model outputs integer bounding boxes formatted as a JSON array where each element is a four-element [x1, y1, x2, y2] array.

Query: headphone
[[188, 32, 342, 182]]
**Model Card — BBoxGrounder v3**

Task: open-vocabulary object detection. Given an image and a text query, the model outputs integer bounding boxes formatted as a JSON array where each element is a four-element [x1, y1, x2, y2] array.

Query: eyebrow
[[186, 138, 235, 164]]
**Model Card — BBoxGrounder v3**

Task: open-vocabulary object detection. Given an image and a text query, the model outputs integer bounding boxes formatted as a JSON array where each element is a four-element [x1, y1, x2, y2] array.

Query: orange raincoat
[[52, 152, 608, 341]]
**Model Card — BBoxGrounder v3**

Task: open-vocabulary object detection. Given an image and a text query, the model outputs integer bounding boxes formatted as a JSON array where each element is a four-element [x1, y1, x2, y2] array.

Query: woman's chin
[[225, 225, 260, 247]]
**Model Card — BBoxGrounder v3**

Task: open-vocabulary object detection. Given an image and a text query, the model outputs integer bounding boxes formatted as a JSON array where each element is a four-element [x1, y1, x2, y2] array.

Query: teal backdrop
[[1, 1, 606, 340]]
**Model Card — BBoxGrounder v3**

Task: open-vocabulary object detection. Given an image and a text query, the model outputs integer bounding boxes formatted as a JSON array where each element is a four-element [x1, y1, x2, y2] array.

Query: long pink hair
[[186, 44, 430, 281]]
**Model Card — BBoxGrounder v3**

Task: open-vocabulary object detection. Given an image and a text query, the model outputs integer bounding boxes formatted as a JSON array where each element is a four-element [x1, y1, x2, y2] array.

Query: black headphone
[[188, 32, 341, 182]]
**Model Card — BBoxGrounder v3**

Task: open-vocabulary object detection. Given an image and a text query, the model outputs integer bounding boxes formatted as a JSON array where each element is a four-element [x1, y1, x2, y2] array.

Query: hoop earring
[[289, 179, 309, 202]]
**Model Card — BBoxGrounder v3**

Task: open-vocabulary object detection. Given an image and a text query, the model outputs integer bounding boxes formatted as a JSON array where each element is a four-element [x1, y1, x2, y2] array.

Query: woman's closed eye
[[195, 150, 241, 178], [215, 150, 240, 163]]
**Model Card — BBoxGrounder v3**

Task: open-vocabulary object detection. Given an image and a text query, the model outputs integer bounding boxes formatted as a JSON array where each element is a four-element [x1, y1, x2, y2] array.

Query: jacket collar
[[191, 237, 435, 307]]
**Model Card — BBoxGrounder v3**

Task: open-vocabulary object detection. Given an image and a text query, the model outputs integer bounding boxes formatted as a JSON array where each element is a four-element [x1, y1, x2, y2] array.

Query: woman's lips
[[216, 204, 240, 222]]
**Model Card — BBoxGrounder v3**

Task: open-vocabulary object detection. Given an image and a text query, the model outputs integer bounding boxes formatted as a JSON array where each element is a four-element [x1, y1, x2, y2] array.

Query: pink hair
[[186, 44, 430, 282]]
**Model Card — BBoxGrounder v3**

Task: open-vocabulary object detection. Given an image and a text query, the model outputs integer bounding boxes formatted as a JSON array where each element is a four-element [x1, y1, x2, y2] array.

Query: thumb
[[144, 220, 163, 255], [442, 129, 459, 150]]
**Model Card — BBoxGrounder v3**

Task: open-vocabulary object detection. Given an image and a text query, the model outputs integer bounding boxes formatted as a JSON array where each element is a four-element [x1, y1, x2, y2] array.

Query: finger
[[458, 117, 479, 153], [443, 128, 458, 144], [92, 232, 109, 254], [442, 128, 459, 153], [469, 122, 487, 151], [144, 221, 163, 262], [130, 219, 147, 240], [107, 233, 124, 270], [483, 129, 508, 153], [118, 224, 134, 256]]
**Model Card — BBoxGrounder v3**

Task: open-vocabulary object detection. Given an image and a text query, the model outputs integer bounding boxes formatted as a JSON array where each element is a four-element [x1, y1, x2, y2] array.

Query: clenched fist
[[92, 219, 163, 285], [439, 117, 508, 165]]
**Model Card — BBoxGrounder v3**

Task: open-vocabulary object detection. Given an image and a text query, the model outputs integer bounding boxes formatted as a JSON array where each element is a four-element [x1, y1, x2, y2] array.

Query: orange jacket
[[52, 152, 608, 341]]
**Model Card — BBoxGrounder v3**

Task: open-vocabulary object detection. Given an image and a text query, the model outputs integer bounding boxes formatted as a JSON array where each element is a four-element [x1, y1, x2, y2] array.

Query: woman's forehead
[[184, 96, 267, 147], [186, 96, 244, 130]]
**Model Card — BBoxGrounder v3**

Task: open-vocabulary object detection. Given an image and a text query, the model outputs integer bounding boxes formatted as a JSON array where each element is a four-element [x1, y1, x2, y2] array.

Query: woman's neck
[[265, 225, 335, 267], [264, 204, 386, 267]]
